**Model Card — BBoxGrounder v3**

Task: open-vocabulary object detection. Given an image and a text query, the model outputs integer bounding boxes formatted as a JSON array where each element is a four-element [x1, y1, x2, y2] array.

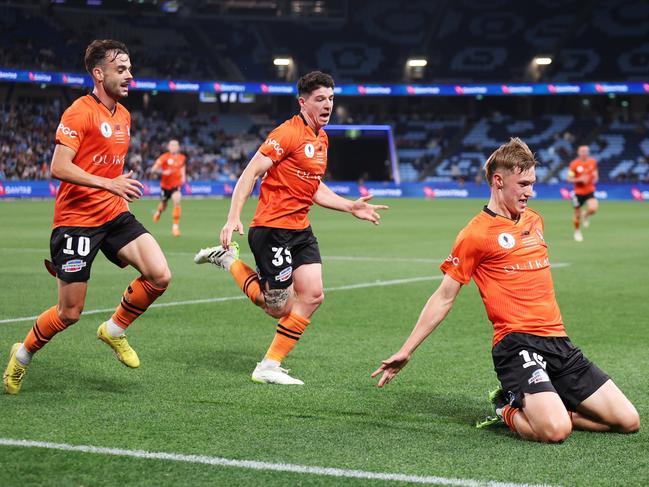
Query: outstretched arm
[[314, 182, 388, 224], [50, 144, 143, 202], [220, 151, 274, 248], [371, 274, 462, 387]]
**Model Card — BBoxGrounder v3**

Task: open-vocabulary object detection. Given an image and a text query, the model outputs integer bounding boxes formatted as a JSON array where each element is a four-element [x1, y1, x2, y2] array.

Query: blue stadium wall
[[2, 181, 649, 201]]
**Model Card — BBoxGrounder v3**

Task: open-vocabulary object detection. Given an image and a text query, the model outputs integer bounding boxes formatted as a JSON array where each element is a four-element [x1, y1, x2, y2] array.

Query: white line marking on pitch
[[0, 275, 440, 325], [0, 438, 558, 487], [0, 263, 572, 326]]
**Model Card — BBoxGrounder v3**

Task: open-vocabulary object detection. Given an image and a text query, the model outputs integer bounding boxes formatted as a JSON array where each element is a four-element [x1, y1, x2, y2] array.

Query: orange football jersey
[[251, 114, 328, 230], [155, 152, 186, 190], [440, 207, 566, 347], [53, 94, 130, 228], [568, 158, 598, 195]]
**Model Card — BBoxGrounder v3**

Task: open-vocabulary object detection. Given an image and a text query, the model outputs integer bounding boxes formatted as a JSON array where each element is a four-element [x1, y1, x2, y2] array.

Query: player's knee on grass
[[533, 413, 572, 443], [264, 288, 291, 318], [613, 407, 640, 433]]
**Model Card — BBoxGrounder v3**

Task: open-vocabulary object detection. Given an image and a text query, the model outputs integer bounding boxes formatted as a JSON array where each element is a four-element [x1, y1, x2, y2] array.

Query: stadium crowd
[[2, 99, 649, 184]]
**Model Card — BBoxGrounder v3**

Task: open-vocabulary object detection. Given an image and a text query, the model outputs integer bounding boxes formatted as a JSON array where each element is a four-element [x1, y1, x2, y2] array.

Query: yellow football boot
[[3, 343, 28, 395], [97, 322, 140, 368]]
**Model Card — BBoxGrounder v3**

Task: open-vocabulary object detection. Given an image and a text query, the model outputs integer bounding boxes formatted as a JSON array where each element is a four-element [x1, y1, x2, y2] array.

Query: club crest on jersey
[[100, 122, 112, 138], [498, 232, 515, 249], [304, 143, 315, 158]]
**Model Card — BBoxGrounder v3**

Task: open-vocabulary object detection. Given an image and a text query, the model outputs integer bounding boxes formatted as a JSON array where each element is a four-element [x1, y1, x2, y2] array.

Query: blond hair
[[484, 137, 537, 186]]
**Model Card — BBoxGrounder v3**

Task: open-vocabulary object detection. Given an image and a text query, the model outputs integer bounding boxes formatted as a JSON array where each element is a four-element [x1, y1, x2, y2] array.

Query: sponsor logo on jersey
[[275, 266, 293, 282], [265, 138, 284, 156], [445, 254, 460, 266], [304, 143, 315, 158], [58, 123, 78, 138], [503, 257, 550, 273], [62, 259, 87, 273], [498, 232, 515, 249], [92, 154, 126, 165], [296, 170, 323, 181], [100, 122, 113, 138]]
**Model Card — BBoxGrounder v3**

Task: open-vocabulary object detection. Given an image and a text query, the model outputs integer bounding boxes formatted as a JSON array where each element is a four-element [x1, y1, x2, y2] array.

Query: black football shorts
[[492, 332, 609, 411], [50, 211, 149, 283], [247, 225, 321, 290]]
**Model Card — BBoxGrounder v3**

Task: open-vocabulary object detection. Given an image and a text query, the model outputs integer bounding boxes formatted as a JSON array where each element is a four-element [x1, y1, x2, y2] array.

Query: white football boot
[[574, 229, 584, 242], [251, 363, 304, 385], [194, 242, 240, 268]]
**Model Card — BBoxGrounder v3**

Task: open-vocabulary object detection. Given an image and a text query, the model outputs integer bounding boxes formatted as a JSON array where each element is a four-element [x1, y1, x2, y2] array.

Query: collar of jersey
[[483, 205, 521, 224], [89, 92, 117, 117], [299, 113, 319, 136]]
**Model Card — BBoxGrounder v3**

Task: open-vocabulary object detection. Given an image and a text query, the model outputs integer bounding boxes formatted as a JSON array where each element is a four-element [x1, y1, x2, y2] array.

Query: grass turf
[[0, 197, 648, 486]]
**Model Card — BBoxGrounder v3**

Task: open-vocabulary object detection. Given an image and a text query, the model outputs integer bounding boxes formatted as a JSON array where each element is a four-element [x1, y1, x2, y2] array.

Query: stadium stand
[[426, 114, 599, 183], [2, 0, 648, 82], [2, 1, 647, 184], [2, 96, 647, 184]]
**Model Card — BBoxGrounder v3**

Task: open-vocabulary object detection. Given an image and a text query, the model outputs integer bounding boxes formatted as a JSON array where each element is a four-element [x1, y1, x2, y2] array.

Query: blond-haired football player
[[372, 138, 639, 443]]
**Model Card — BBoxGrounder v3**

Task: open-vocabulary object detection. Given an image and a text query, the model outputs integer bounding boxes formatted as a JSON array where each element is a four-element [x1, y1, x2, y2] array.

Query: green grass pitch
[[0, 197, 648, 486]]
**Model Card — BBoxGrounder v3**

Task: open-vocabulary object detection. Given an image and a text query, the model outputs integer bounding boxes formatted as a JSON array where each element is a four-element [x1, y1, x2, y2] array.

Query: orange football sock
[[573, 216, 580, 230], [172, 206, 181, 225], [24, 305, 68, 353], [265, 312, 310, 362], [230, 260, 262, 305], [502, 404, 520, 433], [111, 276, 167, 329]]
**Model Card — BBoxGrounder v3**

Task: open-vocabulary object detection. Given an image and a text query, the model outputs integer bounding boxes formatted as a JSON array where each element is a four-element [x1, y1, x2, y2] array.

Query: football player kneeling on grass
[[372, 138, 639, 443]]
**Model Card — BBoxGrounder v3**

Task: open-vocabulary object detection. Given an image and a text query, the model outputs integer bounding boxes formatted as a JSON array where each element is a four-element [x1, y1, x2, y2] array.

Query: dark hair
[[484, 137, 538, 186], [84, 39, 129, 75], [297, 71, 334, 97]]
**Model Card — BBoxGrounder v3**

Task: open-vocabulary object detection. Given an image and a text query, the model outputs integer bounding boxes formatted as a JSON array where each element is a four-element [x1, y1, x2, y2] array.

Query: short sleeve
[[258, 124, 297, 164], [439, 228, 483, 285], [55, 106, 87, 153]]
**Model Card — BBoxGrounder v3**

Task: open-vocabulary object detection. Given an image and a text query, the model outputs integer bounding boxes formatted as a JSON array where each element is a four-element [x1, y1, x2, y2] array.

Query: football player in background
[[3, 40, 171, 395], [372, 138, 639, 443], [195, 71, 387, 385], [567, 145, 599, 242], [152, 139, 186, 237]]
